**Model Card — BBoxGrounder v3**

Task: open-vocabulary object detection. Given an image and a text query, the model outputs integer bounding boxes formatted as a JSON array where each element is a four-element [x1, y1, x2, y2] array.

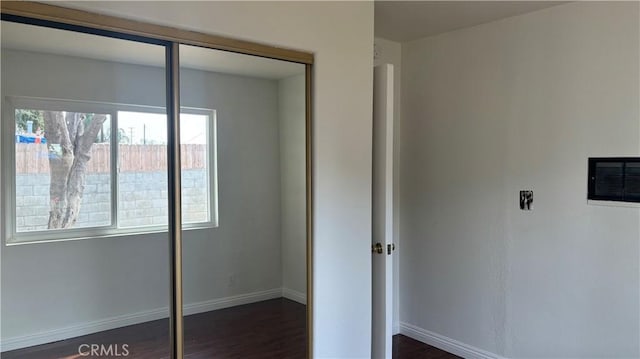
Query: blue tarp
[[15, 134, 47, 144]]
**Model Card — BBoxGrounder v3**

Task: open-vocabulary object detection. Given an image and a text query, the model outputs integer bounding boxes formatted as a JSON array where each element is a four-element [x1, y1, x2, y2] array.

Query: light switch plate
[[520, 190, 533, 210]]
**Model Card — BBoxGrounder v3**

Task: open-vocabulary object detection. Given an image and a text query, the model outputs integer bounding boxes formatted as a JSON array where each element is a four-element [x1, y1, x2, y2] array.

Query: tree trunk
[[45, 111, 108, 229], [61, 157, 87, 228], [44, 111, 74, 229]]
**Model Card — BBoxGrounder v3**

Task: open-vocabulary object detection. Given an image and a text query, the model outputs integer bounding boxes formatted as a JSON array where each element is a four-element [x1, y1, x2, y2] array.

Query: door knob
[[372, 242, 383, 254]]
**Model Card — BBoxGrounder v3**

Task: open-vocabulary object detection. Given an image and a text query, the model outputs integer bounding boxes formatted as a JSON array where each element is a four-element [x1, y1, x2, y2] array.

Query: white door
[[372, 64, 394, 359]]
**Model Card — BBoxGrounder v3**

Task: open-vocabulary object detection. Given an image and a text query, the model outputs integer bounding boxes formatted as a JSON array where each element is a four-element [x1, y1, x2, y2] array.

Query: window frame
[[4, 96, 218, 245]]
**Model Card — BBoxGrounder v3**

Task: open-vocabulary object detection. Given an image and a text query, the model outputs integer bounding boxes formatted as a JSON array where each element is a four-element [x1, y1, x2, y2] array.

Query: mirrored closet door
[[1, 19, 172, 358], [1, 3, 312, 359], [179, 45, 308, 357]]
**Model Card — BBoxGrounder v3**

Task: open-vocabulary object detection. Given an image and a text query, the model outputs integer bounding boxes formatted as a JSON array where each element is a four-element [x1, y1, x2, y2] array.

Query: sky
[[117, 111, 208, 145]]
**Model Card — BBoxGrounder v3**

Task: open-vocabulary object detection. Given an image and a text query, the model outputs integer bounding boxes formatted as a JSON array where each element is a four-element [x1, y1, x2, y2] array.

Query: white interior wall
[[373, 37, 402, 335], [400, 2, 639, 358], [279, 74, 307, 303], [0, 49, 285, 349]]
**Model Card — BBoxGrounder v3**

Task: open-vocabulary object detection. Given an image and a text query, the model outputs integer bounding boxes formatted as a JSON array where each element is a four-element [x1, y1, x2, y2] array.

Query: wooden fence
[[15, 143, 207, 174]]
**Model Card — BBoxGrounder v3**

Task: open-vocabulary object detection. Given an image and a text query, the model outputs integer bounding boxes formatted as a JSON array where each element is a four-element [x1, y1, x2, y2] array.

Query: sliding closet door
[[178, 44, 308, 357], [1, 20, 172, 357]]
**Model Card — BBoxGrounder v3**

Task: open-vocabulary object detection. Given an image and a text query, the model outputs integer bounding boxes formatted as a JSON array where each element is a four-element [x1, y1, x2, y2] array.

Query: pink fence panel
[[15, 143, 206, 174]]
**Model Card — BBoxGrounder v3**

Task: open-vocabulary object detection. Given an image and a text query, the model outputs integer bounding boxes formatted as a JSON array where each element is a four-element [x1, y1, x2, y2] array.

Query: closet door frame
[[0, 2, 315, 359]]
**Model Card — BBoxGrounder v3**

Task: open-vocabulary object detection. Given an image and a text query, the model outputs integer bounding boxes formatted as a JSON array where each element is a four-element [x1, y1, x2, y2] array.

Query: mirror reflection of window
[[116, 109, 215, 227], [14, 107, 113, 231]]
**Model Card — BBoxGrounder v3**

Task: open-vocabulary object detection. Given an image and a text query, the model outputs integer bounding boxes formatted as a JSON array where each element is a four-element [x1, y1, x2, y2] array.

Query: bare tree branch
[[44, 111, 72, 151], [78, 114, 107, 155], [66, 112, 82, 146]]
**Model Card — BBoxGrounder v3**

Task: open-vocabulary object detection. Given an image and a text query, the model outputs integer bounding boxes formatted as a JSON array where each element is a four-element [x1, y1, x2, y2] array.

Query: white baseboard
[[400, 322, 505, 359], [1, 307, 167, 353], [282, 287, 307, 305], [184, 288, 282, 316], [1, 288, 283, 353]]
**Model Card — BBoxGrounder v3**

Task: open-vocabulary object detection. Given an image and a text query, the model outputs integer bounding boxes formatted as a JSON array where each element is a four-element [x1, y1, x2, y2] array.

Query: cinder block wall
[[15, 169, 208, 231]]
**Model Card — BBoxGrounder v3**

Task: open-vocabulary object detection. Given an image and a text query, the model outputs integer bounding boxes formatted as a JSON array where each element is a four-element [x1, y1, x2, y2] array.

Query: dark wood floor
[[393, 335, 460, 359], [2, 298, 456, 359]]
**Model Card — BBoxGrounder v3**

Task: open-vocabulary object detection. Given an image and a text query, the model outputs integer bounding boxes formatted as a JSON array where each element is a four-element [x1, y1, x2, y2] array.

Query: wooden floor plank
[[2, 298, 456, 359], [393, 335, 461, 359]]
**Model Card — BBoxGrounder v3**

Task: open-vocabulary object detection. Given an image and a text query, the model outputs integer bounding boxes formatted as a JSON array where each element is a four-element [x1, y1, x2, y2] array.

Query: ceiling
[[2, 3, 570, 70], [375, 1, 568, 42], [0, 21, 304, 80]]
